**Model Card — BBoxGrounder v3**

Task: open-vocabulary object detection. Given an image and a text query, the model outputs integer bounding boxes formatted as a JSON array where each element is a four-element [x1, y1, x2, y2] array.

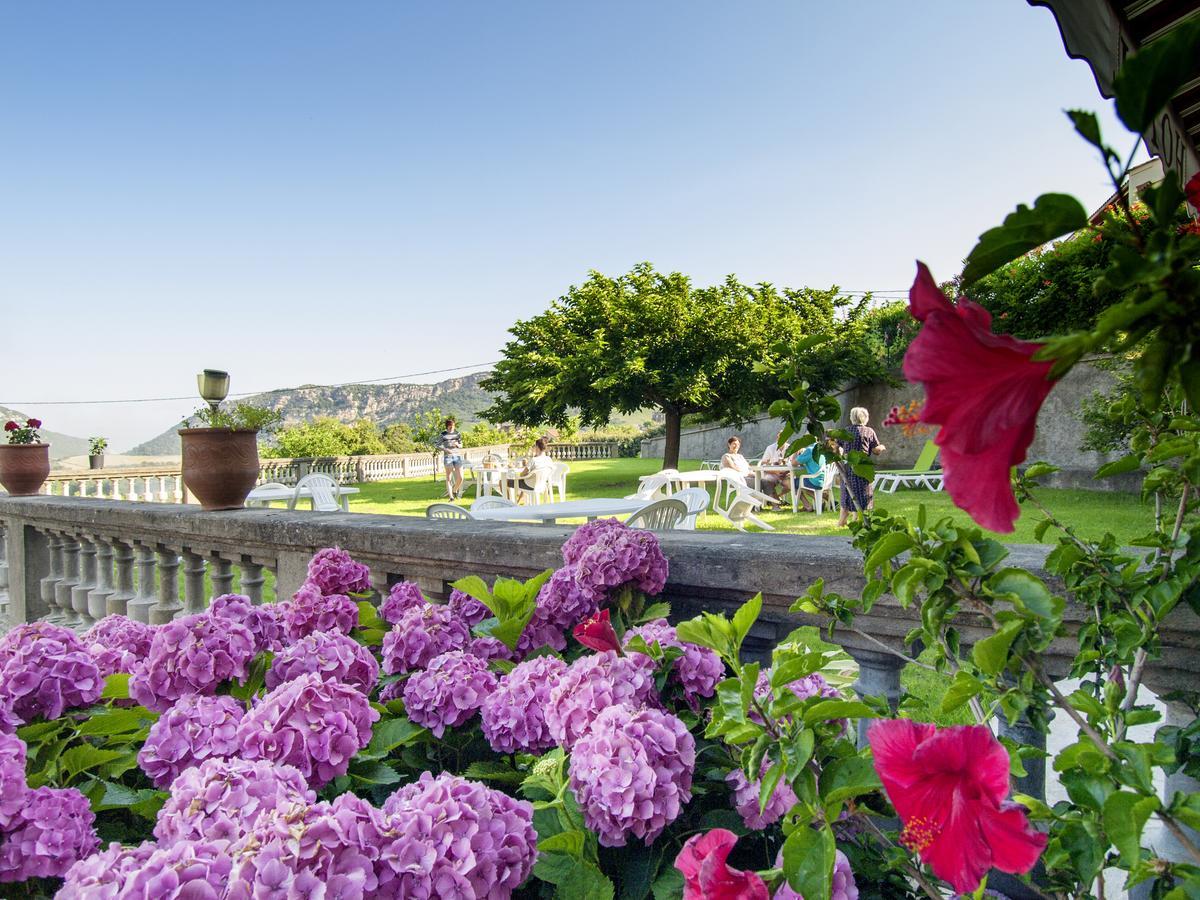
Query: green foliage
[[451, 570, 553, 651], [262, 417, 422, 458], [88, 436, 108, 456], [189, 402, 283, 433]]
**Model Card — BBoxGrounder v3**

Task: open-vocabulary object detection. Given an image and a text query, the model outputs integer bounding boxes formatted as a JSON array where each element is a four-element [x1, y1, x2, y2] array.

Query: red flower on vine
[[903, 262, 1056, 532], [573, 609, 621, 654], [869, 720, 1046, 894], [675, 829, 768, 900], [1185, 171, 1200, 211]]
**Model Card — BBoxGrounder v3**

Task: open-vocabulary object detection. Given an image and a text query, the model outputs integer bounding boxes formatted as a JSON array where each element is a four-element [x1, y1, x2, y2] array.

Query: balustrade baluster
[[848, 649, 904, 749], [109, 540, 135, 616], [172, 476, 184, 504], [88, 537, 115, 622], [182, 550, 207, 614], [0, 526, 8, 624], [239, 558, 265, 605], [72, 536, 98, 628], [56, 535, 82, 625], [127, 543, 157, 623], [210, 555, 235, 597], [96, 479, 107, 500], [39, 533, 64, 623], [150, 547, 182, 623]]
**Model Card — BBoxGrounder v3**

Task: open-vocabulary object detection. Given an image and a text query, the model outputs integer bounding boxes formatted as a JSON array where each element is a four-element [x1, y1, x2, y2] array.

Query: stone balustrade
[[546, 441, 620, 460], [42, 468, 188, 503]]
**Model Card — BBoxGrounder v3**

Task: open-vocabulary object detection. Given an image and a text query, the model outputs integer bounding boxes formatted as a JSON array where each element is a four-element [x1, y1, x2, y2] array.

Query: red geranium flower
[[26, 418, 41, 429], [4, 421, 17, 432], [573, 608, 621, 654], [868, 720, 1047, 894], [675, 829, 768, 900], [1185, 171, 1200, 211], [902, 262, 1056, 532]]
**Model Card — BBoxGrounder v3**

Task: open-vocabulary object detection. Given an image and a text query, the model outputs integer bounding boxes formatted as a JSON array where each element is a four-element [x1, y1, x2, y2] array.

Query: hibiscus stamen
[[900, 815, 941, 853]]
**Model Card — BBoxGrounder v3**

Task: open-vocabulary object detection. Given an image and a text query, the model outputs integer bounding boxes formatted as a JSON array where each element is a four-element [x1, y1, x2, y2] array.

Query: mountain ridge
[[126, 373, 495, 455], [0, 406, 91, 460]]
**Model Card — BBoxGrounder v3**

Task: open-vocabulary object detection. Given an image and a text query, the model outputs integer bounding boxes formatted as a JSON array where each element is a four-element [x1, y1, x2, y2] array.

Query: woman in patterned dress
[[837, 407, 886, 526]]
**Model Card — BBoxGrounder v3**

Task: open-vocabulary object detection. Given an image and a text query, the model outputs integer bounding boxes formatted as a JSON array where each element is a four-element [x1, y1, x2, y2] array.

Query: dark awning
[[1029, 0, 1199, 186]]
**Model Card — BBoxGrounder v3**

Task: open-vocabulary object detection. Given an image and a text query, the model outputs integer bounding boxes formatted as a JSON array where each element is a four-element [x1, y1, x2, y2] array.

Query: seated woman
[[720, 436, 754, 486], [793, 443, 827, 512], [515, 438, 555, 502]]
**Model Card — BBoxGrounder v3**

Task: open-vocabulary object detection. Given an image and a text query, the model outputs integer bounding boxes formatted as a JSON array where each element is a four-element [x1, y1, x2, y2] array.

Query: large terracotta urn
[[0, 443, 51, 495], [179, 428, 260, 511]]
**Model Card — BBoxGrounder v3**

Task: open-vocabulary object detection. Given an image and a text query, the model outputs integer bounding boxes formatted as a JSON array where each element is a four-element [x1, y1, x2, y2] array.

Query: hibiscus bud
[[573, 609, 621, 654]]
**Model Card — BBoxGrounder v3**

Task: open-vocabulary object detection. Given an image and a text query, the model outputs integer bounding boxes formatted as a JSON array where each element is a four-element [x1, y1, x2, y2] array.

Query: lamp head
[[197, 369, 230, 412]]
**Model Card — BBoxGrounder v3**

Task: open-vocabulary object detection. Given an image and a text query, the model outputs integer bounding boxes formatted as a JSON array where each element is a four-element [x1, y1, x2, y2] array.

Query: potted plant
[[88, 436, 108, 470], [179, 403, 282, 510], [0, 418, 51, 495]]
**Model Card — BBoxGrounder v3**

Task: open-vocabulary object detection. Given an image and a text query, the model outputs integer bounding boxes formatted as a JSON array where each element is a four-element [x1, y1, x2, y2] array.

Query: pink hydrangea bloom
[[237, 672, 379, 787], [403, 650, 498, 738], [154, 756, 314, 845], [0, 621, 104, 725], [515, 565, 599, 656], [128, 613, 256, 712], [58, 841, 158, 899], [545, 650, 659, 749], [380, 603, 471, 674], [138, 694, 245, 789], [561, 518, 628, 566], [469, 635, 517, 662], [0, 786, 99, 882], [283, 583, 358, 641], [378, 580, 428, 625], [227, 793, 379, 898], [726, 760, 799, 829], [0, 730, 28, 829], [625, 618, 724, 708], [773, 846, 859, 900], [569, 705, 695, 847], [118, 838, 234, 899], [306, 546, 373, 595], [82, 614, 155, 677], [447, 587, 493, 626], [481, 655, 568, 753], [571, 521, 669, 599], [208, 594, 286, 654], [266, 629, 380, 694], [377, 772, 538, 898]]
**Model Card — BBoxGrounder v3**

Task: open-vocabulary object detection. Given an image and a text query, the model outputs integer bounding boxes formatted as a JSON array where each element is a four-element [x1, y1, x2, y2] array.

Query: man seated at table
[[758, 431, 791, 501]]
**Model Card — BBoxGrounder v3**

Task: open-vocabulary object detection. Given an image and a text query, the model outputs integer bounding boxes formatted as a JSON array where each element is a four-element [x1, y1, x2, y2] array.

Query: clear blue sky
[[0, 1, 1141, 451]]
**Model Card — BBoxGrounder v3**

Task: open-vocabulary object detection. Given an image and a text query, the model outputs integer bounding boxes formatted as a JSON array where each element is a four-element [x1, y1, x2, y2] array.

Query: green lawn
[[344, 457, 1157, 545]]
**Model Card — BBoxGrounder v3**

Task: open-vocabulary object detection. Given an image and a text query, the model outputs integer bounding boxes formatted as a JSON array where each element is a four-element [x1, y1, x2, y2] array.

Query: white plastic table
[[245, 484, 359, 511], [470, 497, 649, 525], [469, 464, 521, 499]]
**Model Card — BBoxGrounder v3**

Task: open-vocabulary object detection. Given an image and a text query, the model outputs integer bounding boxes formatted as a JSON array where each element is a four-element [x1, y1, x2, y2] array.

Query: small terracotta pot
[[0, 443, 51, 495], [89, 454, 105, 470], [179, 428, 260, 511]]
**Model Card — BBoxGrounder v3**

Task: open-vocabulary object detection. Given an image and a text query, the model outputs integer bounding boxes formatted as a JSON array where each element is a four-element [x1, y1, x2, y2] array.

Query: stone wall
[[640, 362, 1136, 490]]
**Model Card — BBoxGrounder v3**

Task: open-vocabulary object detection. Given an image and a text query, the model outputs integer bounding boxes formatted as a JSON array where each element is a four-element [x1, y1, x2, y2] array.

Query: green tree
[[483, 263, 895, 467]]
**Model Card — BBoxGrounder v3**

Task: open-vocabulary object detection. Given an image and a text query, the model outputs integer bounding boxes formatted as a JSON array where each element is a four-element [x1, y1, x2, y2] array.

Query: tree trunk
[[662, 408, 682, 469]]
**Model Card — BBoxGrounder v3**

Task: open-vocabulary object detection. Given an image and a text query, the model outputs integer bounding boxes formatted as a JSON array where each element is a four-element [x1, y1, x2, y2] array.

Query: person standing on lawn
[[437, 417, 465, 499], [837, 407, 886, 526]]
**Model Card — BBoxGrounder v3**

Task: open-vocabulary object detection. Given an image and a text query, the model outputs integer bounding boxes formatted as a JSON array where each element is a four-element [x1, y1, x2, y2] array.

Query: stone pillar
[[998, 712, 1049, 803], [182, 550, 206, 615], [240, 559, 265, 605], [210, 555, 235, 598], [109, 541, 135, 616], [127, 543, 157, 623], [273, 550, 310, 603], [40, 533, 64, 623], [151, 547, 182, 624], [848, 648, 904, 749], [57, 536, 82, 626], [0, 522, 51, 625], [88, 537, 115, 623], [72, 537, 98, 628]]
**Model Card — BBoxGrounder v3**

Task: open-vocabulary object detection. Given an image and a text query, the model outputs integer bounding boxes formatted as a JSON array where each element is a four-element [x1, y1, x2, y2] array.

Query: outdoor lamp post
[[197, 369, 230, 414]]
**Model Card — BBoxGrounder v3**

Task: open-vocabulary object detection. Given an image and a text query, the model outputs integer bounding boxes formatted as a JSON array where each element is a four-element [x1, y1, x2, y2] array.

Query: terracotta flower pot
[[0, 443, 51, 496], [179, 428, 260, 511]]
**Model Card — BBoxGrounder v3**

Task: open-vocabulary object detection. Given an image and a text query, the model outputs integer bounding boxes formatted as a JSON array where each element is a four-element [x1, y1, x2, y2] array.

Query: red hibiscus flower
[[675, 829, 769, 900], [1185, 171, 1200, 211], [573, 608, 621, 654], [868, 720, 1046, 894], [902, 262, 1056, 532]]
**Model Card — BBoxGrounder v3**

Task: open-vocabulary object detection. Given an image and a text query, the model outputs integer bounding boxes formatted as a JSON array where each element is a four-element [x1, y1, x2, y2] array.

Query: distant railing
[[546, 441, 619, 460], [35, 444, 512, 503]]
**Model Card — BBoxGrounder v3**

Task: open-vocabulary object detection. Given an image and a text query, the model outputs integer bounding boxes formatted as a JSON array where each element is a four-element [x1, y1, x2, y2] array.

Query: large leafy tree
[[482, 263, 871, 467]]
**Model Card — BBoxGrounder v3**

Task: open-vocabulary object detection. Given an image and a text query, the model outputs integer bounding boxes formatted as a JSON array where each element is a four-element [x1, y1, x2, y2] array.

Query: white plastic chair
[[247, 482, 290, 508], [472, 464, 507, 499], [669, 488, 710, 530], [426, 503, 474, 520], [624, 498, 687, 532], [292, 473, 342, 512], [471, 496, 516, 512], [798, 462, 839, 514], [514, 467, 553, 505], [627, 473, 672, 501], [549, 462, 570, 502], [714, 472, 774, 532]]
